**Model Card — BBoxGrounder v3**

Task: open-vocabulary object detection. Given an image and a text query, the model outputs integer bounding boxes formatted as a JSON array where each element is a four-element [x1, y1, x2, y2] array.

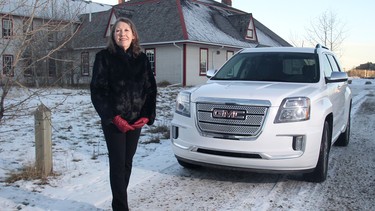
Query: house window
[[2, 18, 13, 38], [81, 52, 90, 76], [246, 29, 254, 39], [245, 16, 257, 41], [48, 58, 56, 77], [199, 48, 208, 75], [226, 51, 234, 60], [145, 48, 155, 74], [2, 55, 14, 76], [24, 56, 33, 77]]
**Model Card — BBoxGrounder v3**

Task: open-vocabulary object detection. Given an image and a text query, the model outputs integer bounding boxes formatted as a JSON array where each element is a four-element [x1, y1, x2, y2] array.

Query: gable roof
[[113, 0, 185, 43], [70, 10, 112, 50], [70, 0, 291, 50]]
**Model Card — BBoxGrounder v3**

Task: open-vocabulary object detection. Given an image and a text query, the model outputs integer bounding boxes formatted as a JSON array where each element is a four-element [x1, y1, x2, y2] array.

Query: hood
[[190, 81, 319, 107]]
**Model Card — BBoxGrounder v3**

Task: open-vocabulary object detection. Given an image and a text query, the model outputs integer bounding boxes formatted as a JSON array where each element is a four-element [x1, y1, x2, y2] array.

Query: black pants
[[102, 123, 141, 211]]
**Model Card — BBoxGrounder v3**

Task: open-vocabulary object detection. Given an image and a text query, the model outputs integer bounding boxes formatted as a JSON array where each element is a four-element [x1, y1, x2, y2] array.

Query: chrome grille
[[196, 102, 269, 137]]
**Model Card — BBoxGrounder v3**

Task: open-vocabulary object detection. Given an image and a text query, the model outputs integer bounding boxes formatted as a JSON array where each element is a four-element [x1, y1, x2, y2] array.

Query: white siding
[[152, 45, 183, 85], [185, 44, 238, 86]]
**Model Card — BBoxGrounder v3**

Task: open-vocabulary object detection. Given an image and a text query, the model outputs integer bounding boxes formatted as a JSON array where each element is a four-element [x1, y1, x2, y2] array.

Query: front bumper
[[171, 106, 324, 172]]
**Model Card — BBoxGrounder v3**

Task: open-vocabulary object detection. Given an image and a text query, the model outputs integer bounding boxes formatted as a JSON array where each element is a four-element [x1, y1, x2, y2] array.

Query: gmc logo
[[212, 109, 246, 120]]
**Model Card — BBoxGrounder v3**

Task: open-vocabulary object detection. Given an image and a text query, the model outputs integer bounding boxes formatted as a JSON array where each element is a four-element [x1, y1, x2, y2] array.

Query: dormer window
[[245, 15, 257, 42], [246, 29, 254, 39]]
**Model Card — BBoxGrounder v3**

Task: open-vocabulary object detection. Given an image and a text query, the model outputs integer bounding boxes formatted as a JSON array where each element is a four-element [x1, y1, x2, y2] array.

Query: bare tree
[[288, 31, 305, 47], [305, 10, 346, 54], [0, 0, 89, 122]]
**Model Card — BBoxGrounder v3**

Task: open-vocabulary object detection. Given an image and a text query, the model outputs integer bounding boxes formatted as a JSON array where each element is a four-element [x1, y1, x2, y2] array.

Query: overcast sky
[[93, 0, 375, 70]]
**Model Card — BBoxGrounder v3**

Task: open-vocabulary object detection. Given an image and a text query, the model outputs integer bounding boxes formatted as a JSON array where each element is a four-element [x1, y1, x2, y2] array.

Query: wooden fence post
[[34, 104, 52, 177]]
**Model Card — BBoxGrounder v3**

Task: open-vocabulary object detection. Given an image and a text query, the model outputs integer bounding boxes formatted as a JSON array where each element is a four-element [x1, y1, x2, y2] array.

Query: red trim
[[183, 44, 187, 86], [104, 9, 116, 38], [176, 0, 188, 40], [250, 14, 258, 42]]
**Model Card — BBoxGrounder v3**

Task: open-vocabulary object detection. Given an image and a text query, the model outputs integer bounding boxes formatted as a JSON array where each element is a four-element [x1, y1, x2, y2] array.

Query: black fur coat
[[90, 47, 157, 126]]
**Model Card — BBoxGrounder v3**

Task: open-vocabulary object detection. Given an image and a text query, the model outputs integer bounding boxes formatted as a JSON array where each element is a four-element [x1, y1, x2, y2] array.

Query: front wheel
[[304, 121, 330, 183]]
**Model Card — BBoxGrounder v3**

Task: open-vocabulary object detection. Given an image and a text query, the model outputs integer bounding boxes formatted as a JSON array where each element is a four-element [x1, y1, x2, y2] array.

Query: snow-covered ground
[[0, 78, 374, 211]]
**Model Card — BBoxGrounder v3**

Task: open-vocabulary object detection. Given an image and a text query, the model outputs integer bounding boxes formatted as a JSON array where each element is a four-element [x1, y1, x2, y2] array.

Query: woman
[[90, 17, 157, 211]]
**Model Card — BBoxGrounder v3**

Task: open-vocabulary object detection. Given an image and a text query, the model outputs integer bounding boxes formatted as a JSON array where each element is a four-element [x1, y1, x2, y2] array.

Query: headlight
[[274, 97, 310, 123], [175, 91, 191, 117]]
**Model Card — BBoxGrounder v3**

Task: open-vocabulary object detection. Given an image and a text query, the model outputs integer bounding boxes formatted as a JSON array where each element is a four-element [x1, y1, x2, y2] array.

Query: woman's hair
[[107, 17, 142, 57]]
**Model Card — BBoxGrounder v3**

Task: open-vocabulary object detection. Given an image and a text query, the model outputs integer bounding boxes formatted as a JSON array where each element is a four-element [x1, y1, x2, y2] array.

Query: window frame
[[199, 48, 208, 75], [81, 52, 90, 76], [246, 29, 254, 39], [2, 55, 14, 77], [145, 48, 156, 75], [226, 50, 234, 60], [2, 17, 13, 38]]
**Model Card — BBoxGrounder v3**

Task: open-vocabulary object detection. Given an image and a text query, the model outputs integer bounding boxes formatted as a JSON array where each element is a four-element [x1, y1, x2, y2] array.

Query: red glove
[[113, 115, 135, 133], [132, 117, 149, 129]]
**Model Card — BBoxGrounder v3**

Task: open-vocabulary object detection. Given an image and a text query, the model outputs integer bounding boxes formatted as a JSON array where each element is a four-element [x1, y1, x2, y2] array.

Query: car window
[[321, 54, 333, 77], [212, 52, 319, 83], [326, 54, 341, 72]]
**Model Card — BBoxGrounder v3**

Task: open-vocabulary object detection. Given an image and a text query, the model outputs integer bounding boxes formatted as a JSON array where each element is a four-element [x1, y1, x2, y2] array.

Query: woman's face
[[114, 21, 134, 51]]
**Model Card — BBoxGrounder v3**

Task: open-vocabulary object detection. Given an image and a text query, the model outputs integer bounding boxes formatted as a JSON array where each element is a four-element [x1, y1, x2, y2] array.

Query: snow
[[182, 1, 257, 48], [0, 78, 374, 210], [181, 1, 283, 48]]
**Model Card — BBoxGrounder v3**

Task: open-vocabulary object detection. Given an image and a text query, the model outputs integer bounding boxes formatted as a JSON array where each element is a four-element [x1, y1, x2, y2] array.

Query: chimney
[[221, 0, 232, 6]]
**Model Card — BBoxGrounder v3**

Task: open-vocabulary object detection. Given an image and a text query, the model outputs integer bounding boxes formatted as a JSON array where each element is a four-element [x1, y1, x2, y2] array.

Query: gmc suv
[[171, 44, 352, 182]]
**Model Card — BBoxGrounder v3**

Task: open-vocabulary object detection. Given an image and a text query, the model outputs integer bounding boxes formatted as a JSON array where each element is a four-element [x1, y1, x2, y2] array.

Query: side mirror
[[326, 72, 348, 83], [206, 69, 217, 78]]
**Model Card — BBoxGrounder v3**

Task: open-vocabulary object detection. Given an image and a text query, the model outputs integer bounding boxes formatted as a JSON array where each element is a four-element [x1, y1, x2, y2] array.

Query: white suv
[[171, 45, 352, 182]]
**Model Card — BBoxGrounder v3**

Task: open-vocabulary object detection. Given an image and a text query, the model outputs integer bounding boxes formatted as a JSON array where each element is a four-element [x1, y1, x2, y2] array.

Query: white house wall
[[185, 44, 237, 86], [151, 45, 183, 85]]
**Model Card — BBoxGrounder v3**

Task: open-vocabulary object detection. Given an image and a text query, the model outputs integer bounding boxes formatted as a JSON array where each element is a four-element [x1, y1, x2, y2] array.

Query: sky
[[92, 0, 375, 70]]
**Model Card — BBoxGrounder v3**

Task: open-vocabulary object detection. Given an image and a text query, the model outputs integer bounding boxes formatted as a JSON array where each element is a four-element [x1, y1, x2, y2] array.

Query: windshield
[[212, 52, 319, 83]]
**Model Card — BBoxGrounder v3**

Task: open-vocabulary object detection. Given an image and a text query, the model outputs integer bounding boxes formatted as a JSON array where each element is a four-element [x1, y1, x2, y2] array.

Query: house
[[0, 0, 111, 86], [66, 0, 291, 86], [1, 0, 290, 87]]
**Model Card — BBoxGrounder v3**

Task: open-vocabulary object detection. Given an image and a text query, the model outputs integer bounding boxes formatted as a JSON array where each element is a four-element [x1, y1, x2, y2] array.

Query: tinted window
[[212, 52, 319, 83]]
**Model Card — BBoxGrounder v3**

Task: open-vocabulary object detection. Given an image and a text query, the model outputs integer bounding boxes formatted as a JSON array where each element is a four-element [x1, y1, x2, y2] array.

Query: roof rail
[[315, 44, 329, 50]]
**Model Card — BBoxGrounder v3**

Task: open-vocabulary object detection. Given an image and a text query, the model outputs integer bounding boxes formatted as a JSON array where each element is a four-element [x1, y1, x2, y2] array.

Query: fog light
[[293, 135, 305, 151], [172, 126, 179, 139]]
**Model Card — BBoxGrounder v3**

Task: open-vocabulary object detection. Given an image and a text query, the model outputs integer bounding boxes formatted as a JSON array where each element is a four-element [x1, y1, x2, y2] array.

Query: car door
[[326, 54, 347, 137], [322, 53, 346, 138], [320, 53, 338, 138]]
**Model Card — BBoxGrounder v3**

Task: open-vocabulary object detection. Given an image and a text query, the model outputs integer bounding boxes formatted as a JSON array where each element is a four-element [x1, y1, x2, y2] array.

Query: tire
[[304, 121, 330, 183], [335, 105, 351, 146], [177, 158, 200, 169]]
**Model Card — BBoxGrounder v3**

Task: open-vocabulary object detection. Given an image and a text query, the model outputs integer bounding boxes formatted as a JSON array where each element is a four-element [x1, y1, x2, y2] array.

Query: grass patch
[[5, 164, 58, 184], [157, 81, 171, 87], [146, 124, 170, 139]]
